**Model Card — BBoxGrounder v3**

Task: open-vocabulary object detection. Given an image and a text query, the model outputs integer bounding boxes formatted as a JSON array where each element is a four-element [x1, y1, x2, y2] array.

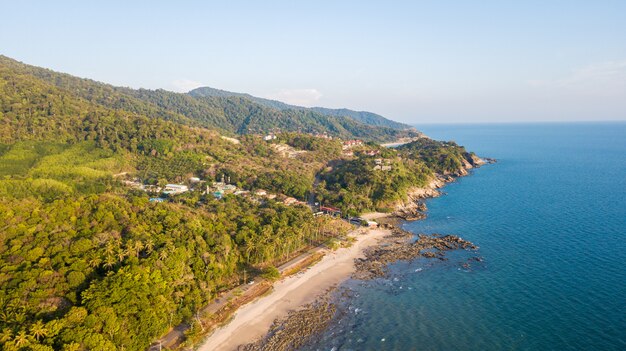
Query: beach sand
[[197, 227, 389, 351]]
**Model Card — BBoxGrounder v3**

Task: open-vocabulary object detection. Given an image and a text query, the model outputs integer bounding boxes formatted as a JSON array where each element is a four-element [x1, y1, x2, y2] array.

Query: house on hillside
[[373, 165, 393, 171], [342, 139, 363, 150]]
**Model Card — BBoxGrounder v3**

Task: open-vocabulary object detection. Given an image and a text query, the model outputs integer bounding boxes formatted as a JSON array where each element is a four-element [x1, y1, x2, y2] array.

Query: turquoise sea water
[[302, 122, 626, 351]]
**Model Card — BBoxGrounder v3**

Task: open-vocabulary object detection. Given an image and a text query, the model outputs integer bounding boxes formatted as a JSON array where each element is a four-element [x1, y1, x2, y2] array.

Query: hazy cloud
[[529, 60, 626, 97], [171, 79, 204, 93], [263, 89, 323, 107]]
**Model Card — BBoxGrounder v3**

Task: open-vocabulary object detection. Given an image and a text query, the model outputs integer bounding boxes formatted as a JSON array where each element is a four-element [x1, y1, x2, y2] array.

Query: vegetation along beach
[[0, 55, 486, 350], [2, 2, 625, 350]]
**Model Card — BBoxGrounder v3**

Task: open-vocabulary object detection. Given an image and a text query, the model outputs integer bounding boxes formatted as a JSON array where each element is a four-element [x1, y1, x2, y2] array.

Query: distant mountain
[[0, 55, 418, 143], [188, 86, 412, 131]]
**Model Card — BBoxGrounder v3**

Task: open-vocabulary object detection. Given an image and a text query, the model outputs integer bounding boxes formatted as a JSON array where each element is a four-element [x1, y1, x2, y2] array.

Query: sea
[[301, 122, 626, 351]]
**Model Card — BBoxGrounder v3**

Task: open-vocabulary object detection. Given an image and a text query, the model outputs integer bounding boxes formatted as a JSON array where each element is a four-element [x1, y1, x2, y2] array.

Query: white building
[[163, 184, 189, 195]]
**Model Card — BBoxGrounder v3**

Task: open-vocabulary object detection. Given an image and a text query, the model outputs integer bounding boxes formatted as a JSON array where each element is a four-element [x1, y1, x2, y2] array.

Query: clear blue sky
[[2, 0, 625, 123]]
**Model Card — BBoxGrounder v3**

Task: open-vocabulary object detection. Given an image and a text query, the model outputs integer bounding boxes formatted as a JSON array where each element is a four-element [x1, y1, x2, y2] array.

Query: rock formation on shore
[[238, 294, 337, 351], [391, 154, 495, 221], [237, 154, 493, 351], [353, 229, 478, 280]]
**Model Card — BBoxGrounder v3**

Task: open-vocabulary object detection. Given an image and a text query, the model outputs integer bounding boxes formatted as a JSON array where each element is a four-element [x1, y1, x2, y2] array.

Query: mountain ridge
[[188, 86, 413, 131], [0, 54, 417, 143]]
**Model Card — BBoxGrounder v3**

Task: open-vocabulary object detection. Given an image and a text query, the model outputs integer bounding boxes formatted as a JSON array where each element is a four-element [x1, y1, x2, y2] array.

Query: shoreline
[[196, 159, 494, 350], [196, 227, 390, 351]]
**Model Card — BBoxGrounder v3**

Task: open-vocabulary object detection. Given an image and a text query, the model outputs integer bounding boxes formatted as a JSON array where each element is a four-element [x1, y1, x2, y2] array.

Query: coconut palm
[[116, 247, 126, 263], [158, 249, 168, 261], [0, 328, 12, 343], [133, 240, 144, 258], [244, 241, 256, 264], [14, 330, 30, 347], [30, 320, 48, 341], [103, 254, 116, 270], [144, 239, 155, 254], [87, 252, 102, 268], [104, 241, 115, 256]]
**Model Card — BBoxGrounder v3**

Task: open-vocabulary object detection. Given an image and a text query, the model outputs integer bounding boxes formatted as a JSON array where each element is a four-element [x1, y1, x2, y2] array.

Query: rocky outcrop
[[392, 154, 496, 220], [353, 230, 478, 280], [391, 178, 442, 220], [239, 294, 337, 351]]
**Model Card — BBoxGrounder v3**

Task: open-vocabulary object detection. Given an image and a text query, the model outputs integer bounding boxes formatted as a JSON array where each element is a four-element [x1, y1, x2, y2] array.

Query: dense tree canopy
[[0, 55, 476, 350]]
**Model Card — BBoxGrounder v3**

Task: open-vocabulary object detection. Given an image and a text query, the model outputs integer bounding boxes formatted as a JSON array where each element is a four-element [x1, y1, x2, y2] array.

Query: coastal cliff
[[392, 153, 493, 220]]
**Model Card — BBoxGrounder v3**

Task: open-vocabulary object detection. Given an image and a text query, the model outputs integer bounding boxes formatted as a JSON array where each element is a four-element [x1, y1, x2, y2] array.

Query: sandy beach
[[197, 227, 389, 351]]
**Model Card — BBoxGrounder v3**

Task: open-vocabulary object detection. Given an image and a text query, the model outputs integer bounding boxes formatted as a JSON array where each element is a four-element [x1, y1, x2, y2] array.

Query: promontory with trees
[[0, 55, 482, 351]]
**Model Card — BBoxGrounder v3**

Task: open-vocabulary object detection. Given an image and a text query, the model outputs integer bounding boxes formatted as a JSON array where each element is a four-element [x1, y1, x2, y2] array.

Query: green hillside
[[0, 55, 476, 351], [189, 86, 413, 130], [0, 56, 416, 142]]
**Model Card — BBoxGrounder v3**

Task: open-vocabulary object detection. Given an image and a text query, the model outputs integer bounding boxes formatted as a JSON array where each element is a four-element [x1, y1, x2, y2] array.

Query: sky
[[1, 0, 625, 124]]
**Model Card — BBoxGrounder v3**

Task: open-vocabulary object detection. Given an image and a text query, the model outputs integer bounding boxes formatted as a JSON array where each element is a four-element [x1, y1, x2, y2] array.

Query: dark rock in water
[[415, 202, 428, 212], [353, 231, 478, 280]]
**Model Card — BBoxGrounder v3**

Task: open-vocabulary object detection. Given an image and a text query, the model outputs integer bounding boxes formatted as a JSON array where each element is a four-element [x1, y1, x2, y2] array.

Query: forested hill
[[0, 54, 478, 351], [0, 55, 417, 142], [189, 86, 412, 130]]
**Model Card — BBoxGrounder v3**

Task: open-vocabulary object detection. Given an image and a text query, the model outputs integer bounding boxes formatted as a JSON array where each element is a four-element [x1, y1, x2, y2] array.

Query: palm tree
[[116, 247, 126, 263], [30, 320, 48, 341], [244, 241, 256, 264], [158, 249, 168, 261], [133, 240, 144, 258], [103, 254, 116, 270], [0, 328, 12, 344], [104, 241, 115, 257], [87, 252, 102, 269], [144, 239, 155, 254], [13, 330, 30, 347]]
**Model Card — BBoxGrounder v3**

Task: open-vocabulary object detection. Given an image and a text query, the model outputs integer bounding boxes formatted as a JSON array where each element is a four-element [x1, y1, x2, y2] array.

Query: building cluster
[[123, 173, 309, 208], [364, 149, 380, 156], [208, 180, 238, 199], [373, 158, 393, 171], [342, 139, 363, 150]]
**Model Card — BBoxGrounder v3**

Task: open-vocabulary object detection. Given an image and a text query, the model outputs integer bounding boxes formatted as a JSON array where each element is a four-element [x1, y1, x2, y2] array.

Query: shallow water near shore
[[300, 122, 626, 351]]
